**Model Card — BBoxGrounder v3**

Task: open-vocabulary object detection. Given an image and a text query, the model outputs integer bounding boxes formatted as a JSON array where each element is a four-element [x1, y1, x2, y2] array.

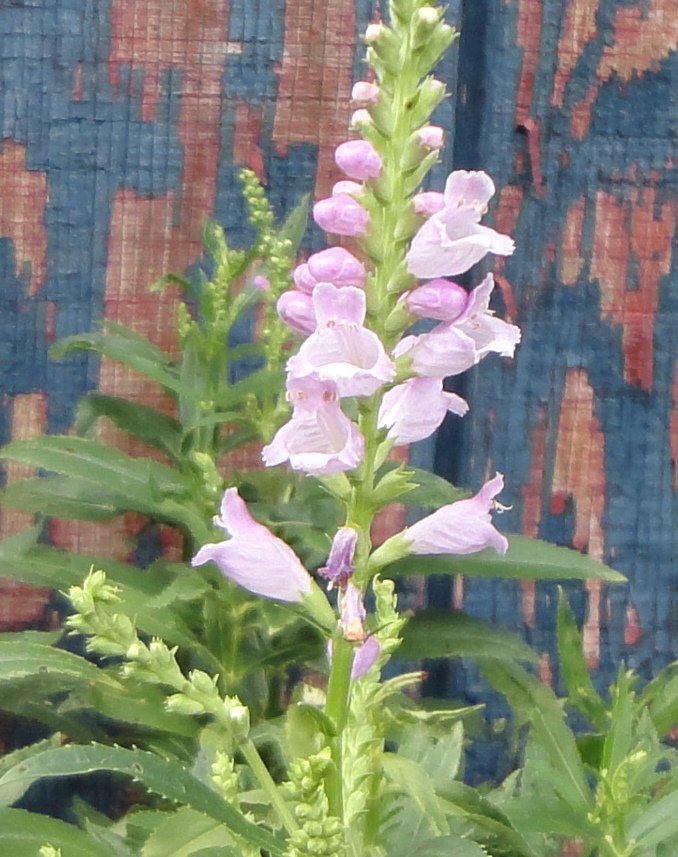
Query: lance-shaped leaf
[[0, 808, 116, 857], [0, 744, 285, 854]]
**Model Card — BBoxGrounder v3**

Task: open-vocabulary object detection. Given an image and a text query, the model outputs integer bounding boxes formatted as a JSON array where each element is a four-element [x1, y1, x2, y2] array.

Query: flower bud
[[412, 5, 443, 47], [417, 124, 445, 150], [364, 23, 385, 43], [313, 194, 369, 236], [364, 24, 402, 73], [335, 140, 382, 181], [414, 23, 457, 76], [252, 274, 269, 291], [408, 77, 446, 127], [413, 190, 445, 216], [277, 289, 316, 335], [406, 279, 469, 321], [227, 703, 250, 738], [352, 80, 379, 105], [307, 246, 366, 287], [293, 262, 317, 293], [332, 180, 362, 198], [166, 694, 206, 716], [350, 108, 373, 132]]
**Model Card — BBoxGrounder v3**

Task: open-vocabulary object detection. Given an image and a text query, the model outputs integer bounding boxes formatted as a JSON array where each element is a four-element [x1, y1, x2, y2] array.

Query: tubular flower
[[404, 473, 509, 556], [378, 376, 468, 446], [192, 488, 312, 602], [318, 527, 358, 590], [313, 194, 369, 236], [287, 283, 395, 397], [335, 139, 382, 180], [394, 274, 520, 377], [262, 376, 364, 475], [406, 170, 514, 278], [406, 278, 469, 321], [307, 247, 366, 289], [413, 191, 445, 216]]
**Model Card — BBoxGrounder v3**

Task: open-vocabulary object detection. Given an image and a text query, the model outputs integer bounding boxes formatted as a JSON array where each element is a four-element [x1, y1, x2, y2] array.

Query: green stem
[[324, 634, 355, 817], [241, 738, 299, 835]]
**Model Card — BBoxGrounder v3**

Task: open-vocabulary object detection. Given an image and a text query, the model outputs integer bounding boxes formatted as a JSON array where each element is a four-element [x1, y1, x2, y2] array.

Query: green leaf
[[639, 662, 678, 737], [278, 193, 311, 252], [74, 394, 182, 462], [627, 787, 678, 852], [50, 326, 181, 396], [406, 835, 490, 857], [0, 744, 285, 854], [481, 661, 592, 815], [0, 735, 64, 779], [141, 808, 235, 857], [1, 476, 131, 521], [0, 640, 119, 693], [556, 589, 608, 730], [398, 610, 538, 664], [0, 808, 117, 857], [385, 534, 625, 582], [381, 753, 448, 837]]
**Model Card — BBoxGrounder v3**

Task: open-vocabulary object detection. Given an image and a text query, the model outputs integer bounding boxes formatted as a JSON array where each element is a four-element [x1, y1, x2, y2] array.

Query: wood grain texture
[[0, 2, 675, 768]]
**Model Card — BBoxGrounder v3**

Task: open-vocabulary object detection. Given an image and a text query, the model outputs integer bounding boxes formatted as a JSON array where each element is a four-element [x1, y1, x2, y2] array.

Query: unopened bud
[[350, 108, 373, 131], [351, 81, 379, 105], [417, 125, 445, 150], [332, 180, 362, 198], [364, 23, 385, 43]]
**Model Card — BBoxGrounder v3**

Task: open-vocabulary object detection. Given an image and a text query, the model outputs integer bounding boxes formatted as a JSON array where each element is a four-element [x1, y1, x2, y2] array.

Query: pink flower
[[314, 194, 369, 236], [252, 275, 269, 291], [413, 191, 445, 217], [287, 283, 395, 397], [262, 377, 364, 475], [340, 582, 366, 642], [406, 170, 514, 278], [335, 140, 382, 181], [351, 636, 380, 678], [404, 473, 509, 555], [277, 289, 316, 335], [378, 376, 468, 446], [395, 274, 520, 376], [192, 489, 312, 602], [406, 279, 469, 321], [351, 80, 379, 104], [307, 247, 366, 288], [417, 125, 444, 150], [332, 180, 363, 197], [318, 527, 358, 589], [293, 262, 317, 293]]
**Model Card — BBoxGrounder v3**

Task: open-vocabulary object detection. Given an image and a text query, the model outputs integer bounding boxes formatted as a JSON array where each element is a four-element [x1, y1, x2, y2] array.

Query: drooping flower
[[192, 488, 312, 602], [277, 289, 316, 335], [313, 194, 369, 236], [318, 527, 358, 589], [394, 274, 520, 376], [287, 283, 395, 397], [403, 472, 509, 555], [378, 376, 468, 446], [351, 635, 380, 678], [262, 377, 363, 475], [406, 170, 514, 278], [406, 278, 469, 321]]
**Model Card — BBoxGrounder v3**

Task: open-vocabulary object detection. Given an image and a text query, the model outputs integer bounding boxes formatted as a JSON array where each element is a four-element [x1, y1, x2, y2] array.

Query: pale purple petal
[[352, 636, 380, 679], [313, 195, 369, 236], [455, 275, 521, 358], [413, 191, 445, 217], [406, 279, 469, 322], [277, 289, 316, 335], [307, 248, 366, 289], [394, 324, 478, 378], [335, 140, 382, 181], [313, 282, 366, 326], [351, 81, 379, 104], [332, 180, 363, 198], [340, 582, 366, 641], [444, 170, 496, 211], [293, 262, 317, 294], [378, 377, 468, 446], [404, 473, 509, 556], [318, 527, 358, 587], [417, 125, 444, 150], [193, 489, 312, 602]]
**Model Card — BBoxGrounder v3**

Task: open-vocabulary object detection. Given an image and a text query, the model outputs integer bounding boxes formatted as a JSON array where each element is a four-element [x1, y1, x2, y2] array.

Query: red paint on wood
[[599, 0, 678, 84], [72, 62, 84, 101], [592, 188, 675, 392], [623, 602, 644, 646], [233, 103, 265, 181], [0, 140, 47, 294], [570, 84, 596, 140], [552, 0, 599, 108], [672, 358, 678, 489], [552, 369, 606, 666], [515, 0, 542, 124], [492, 185, 523, 318], [109, 0, 230, 121], [560, 196, 586, 286], [272, 0, 356, 197], [520, 406, 548, 628]]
